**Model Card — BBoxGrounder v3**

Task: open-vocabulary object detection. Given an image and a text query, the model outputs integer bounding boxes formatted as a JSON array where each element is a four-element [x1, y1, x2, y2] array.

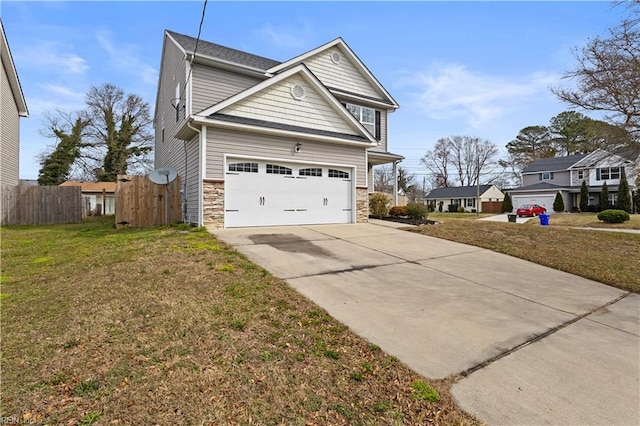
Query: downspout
[[185, 119, 201, 224]]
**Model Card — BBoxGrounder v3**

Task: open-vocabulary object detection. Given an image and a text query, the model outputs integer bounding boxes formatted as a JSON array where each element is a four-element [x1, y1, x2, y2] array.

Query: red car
[[516, 204, 546, 217]]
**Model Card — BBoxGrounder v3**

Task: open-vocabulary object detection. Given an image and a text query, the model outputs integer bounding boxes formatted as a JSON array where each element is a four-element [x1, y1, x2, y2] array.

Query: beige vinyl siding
[[378, 109, 387, 151], [304, 47, 385, 101], [191, 64, 260, 113], [155, 35, 202, 223], [481, 186, 505, 201], [220, 76, 358, 136], [1, 64, 19, 186], [155, 36, 188, 170], [206, 127, 366, 187]]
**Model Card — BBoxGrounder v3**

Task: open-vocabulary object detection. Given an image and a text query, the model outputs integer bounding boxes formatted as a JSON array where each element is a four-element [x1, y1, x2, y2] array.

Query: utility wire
[[180, 0, 208, 223], [185, 0, 208, 93]]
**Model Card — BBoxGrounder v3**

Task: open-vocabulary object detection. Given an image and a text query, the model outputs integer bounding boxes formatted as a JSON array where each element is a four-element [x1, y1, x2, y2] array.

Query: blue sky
[[2, 1, 627, 181]]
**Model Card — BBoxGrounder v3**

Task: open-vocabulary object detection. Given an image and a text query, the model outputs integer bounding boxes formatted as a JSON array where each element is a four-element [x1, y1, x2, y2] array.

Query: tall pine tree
[[579, 180, 589, 212], [617, 168, 632, 212], [599, 181, 610, 211]]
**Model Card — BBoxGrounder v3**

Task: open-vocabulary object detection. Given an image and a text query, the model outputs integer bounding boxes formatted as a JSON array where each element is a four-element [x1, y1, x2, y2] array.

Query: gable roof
[[193, 63, 377, 145], [425, 185, 497, 199], [266, 37, 399, 109], [522, 154, 588, 173], [0, 19, 28, 117], [166, 30, 280, 72], [570, 148, 640, 169]]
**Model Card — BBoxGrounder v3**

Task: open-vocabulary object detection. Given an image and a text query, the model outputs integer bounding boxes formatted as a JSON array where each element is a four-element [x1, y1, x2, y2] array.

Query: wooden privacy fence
[[0, 185, 82, 226], [115, 175, 181, 228]]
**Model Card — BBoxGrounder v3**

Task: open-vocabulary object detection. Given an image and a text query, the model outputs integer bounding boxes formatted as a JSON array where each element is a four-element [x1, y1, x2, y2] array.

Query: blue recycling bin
[[539, 214, 550, 226]]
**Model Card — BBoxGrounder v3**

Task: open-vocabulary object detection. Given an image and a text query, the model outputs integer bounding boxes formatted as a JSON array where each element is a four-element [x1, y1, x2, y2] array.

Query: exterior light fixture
[[295, 142, 302, 153]]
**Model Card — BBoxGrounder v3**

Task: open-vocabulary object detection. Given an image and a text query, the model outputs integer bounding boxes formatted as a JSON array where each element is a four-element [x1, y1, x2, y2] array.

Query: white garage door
[[512, 194, 555, 214], [224, 159, 353, 227]]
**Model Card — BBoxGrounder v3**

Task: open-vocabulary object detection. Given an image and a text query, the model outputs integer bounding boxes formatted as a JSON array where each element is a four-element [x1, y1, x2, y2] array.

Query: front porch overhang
[[368, 150, 404, 166]]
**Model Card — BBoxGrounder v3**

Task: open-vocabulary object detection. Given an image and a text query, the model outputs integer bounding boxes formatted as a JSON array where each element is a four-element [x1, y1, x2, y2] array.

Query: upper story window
[[577, 170, 584, 180], [539, 172, 554, 180], [229, 162, 258, 173], [596, 167, 620, 180], [345, 103, 380, 141], [266, 164, 292, 175]]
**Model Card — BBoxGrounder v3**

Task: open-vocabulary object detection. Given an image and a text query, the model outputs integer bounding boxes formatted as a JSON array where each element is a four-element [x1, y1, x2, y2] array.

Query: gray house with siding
[[1, 19, 29, 186], [154, 30, 402, 228], [508, 150, 639, 212]]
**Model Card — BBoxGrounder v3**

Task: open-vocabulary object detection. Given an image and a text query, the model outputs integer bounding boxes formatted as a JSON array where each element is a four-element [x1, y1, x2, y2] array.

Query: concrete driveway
[[211, 223, 639, 425]]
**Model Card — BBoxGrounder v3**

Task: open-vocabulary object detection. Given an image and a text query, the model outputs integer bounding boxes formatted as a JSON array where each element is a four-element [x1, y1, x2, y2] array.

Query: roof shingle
[[522, 154, 588, 173], [166, 30, 281, 71]]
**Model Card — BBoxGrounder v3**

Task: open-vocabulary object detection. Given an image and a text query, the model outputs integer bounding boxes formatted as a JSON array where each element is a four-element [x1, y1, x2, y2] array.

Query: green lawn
[[1, 218, 478, 425]]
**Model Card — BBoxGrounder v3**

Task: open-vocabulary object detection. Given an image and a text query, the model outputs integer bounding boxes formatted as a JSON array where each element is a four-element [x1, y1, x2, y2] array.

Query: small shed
[[60, 180, 116, 216]]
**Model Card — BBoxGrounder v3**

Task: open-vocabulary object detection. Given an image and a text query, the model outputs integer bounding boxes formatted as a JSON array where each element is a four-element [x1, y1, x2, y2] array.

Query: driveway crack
[[454, 292, 632, 381]]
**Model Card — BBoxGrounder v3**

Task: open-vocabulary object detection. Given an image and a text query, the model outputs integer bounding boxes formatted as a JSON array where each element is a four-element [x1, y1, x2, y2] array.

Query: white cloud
[[255, 21, 311, 50], [96, 31, 158, 86], [15, 41, 89, 75], [397, 64, 560, 128]]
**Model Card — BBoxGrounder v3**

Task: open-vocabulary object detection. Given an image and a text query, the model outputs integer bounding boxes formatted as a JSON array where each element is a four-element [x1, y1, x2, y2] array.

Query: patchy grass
[[429, 212, 496, 221], [547, 212, 640, 229], [408, 220, 640, 292], [1, 218, 479, 425]]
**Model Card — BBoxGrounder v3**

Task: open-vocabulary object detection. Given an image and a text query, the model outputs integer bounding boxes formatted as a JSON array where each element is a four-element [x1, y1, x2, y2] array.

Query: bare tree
[[38, 83, 154, 182], [552, 12, 640, 137], [449, 135, 498, 186], [86, 83, 154, 181], [420, 138, 452, 188], [374, 165, 393, 192], [422, 136, 498, 187]]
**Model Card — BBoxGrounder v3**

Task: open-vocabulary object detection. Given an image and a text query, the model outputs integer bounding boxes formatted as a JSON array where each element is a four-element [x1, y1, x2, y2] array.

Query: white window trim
[[346, 103, 375, 136]]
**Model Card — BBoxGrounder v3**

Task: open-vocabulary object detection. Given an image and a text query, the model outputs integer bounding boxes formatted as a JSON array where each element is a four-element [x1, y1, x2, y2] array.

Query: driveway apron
[[211, 223, 639, 425]]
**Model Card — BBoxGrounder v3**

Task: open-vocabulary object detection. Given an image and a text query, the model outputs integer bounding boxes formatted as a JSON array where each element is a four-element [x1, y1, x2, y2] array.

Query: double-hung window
[[539, 172, 554, 180], [596, 167, 620, 180], [345, 103, 380, 140]]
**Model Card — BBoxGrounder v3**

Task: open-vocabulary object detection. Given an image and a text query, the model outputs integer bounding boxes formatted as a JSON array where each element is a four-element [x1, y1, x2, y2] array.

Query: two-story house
[[508, 149, 639, 212], [1, 19, 29, 187], [154, 30, 402, 228]]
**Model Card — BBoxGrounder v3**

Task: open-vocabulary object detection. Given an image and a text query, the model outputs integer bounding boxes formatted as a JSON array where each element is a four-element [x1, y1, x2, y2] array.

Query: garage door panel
[[225, 159, 353, 228], [512, 194, 554, 215]]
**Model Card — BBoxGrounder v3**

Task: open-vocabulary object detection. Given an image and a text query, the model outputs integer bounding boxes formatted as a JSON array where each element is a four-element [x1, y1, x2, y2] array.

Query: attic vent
[[330, 52, 342, 64], [291, 84, 306, 100]]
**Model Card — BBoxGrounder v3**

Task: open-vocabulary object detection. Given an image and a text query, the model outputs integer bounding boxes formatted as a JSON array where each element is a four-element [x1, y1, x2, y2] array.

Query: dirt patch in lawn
[[1, 219, 480, 425]]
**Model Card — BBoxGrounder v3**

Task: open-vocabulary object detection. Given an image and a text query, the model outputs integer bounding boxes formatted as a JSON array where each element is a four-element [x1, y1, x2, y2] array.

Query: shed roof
[[60, 180, 116, 193]]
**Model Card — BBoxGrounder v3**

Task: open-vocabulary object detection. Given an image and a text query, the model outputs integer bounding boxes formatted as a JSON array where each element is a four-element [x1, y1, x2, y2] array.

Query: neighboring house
[[424, 185, 505, 213], [60, 180, 116, 216], [154, 30, 403, 228], [508, 149, 640, 212], [0, 19, 29, 187]]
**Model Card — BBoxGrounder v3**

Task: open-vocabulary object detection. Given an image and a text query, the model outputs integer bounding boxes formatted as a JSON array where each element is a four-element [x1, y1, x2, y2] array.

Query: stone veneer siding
[[356, 187, 369, 223], [203, 180, 224, 229]]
